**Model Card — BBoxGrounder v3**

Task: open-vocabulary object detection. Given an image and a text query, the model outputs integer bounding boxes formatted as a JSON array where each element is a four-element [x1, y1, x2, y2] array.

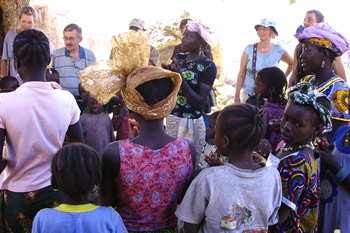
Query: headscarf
[[78, 30, 181, 120], [287, 82, 332, 133], [186, 21, 213, 44], [294, 22, 350, 64]]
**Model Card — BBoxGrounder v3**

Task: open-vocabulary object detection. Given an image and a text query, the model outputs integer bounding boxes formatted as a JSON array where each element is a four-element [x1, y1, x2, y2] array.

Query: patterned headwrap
[[287, 82, 333, 133], [186, 21, 213, 44], [294, 22, 350, 63], [78, 30, 181, 120]]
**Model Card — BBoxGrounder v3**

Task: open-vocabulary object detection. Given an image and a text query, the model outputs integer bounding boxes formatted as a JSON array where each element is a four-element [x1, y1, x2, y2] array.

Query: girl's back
[[116, 136, 192, 231], [176, 164, 281, 232]]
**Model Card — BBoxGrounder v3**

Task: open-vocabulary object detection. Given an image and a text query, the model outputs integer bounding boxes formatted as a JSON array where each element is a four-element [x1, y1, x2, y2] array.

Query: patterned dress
[[301, 75, 350, 121], [268, 151, 320, 232], [115, 137, 193, 231], [171, 53, 217, 119]]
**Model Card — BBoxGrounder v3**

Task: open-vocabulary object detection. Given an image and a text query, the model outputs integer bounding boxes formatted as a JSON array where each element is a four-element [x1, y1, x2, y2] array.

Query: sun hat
[[255, 18, 278, 36], [129, 18, 145, 30]]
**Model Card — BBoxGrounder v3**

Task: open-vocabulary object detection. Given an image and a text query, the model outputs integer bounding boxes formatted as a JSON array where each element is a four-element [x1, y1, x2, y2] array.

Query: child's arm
[[276, 203, 291, 226], [99, 142, 120, 207], [0, 128, 6, 174], [183, 223, 201, 233], [177, 140, 196, 204], [66, 121, 84, 143], [112, 105, 128, 131], [315, 137, 350, 191]]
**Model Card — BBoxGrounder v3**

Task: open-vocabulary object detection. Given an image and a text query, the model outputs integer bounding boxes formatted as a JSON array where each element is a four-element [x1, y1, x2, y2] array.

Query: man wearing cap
[[51, 23, 96, 97], [289, 9, 346, 87], [110, 18, 159, 66]]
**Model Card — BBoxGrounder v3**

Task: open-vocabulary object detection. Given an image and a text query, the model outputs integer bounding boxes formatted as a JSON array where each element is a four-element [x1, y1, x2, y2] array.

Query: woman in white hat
[[235, 18, 293, 103]]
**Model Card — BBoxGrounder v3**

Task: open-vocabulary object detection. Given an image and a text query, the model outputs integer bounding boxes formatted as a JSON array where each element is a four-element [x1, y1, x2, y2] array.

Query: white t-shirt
[[0, 81, 80, 192], [176, 163, 282, 233]]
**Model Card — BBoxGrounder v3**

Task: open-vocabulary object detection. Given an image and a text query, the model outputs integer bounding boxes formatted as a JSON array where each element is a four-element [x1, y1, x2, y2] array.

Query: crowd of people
[[0, 5, 349, 233]]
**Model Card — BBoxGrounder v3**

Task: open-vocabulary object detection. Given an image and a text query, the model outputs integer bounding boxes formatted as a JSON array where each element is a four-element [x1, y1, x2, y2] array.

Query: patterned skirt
[[165, 114, 206, 168], [0, 186, 62, 233]]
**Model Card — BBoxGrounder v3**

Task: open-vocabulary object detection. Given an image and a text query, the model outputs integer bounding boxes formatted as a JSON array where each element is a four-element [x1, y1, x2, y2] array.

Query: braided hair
[[13, 29, 50, 70], [51, 143, 101, 202], [218, 104, 264, 151]]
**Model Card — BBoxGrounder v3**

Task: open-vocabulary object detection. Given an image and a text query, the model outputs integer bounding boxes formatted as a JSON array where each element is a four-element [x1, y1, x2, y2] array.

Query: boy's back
[[176, 164, 282, 232], [32, 204, 127, 233]]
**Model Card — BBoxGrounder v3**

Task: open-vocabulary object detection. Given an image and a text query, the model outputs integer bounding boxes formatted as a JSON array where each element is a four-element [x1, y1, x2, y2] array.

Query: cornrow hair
[[218, 104, 264, 151], [13, 29, 50, 69], [51, 143, 101, 202], [257, 67, 287, 106]]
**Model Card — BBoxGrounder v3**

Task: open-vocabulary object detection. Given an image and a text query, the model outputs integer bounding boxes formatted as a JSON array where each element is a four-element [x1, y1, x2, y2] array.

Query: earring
[[321, 58, 326, 68], [199, 46, 202, 56]]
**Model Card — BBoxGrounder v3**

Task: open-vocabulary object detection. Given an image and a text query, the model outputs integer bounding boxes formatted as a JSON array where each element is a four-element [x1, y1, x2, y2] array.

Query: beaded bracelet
[[336, 167, 350, 183]]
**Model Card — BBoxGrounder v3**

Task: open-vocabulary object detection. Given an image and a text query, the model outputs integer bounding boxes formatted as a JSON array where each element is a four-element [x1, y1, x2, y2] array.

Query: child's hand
[[314, 137, 337, 170], [128, 118, 139, 138], [256, 139, 272, 159], [204, 153, 224, 167], [252, 152, 267, 166], [269, 119, 281, 134]]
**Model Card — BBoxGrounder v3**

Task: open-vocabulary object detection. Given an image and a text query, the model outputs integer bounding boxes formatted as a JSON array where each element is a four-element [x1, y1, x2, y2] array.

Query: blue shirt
[[51, 46, 96, 96], [242, 43, 285, 95], [32, 203, 128, 233]]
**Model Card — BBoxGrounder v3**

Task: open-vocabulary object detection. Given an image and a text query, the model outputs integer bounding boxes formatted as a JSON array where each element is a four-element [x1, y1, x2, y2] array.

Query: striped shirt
[[51, 45, 96, 96]]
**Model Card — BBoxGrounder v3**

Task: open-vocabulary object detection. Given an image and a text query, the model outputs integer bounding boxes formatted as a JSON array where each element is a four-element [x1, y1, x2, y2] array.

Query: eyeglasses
[[63, 37, 77, 42], [258, 27, 271, 32]]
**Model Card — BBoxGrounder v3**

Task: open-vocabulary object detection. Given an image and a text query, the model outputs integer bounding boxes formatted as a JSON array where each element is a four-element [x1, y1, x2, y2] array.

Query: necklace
[[138, 130, 165, 135], [91, 114, 101, 132], [258, 44, 271, 53], [280, 143, 314, 152]]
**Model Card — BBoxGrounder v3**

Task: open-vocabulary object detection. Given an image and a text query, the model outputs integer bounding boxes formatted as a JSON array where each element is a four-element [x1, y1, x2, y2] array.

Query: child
[[112, 91, 134, 140], [77, 83, 88, 114], [176, 104, 282, 232], [253, 67, 287, 152], [315, 127, 350, 232], [80, 94, 115, 157], [32, 143, 127, 233], [46, 68, 60, 84], [268, 82, 333, 232], [198, 111, 219, 168], [0, 76, 19, 92]]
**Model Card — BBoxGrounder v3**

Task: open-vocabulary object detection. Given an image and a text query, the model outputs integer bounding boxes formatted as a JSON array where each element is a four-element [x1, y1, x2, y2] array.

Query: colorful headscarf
[[294, 22, 350, 63], [186, 21, 213, 44], [78, 30, 182, 120], [287, 82, 333, 133]]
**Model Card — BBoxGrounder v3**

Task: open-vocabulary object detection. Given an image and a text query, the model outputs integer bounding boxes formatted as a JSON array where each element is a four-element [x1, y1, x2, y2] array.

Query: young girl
[[79, 30, 196, 232], [253, 66, 287, 152], [268, 82, 332, 232], [176, 104, 282, 232], [80, 94, 115, 157], [112, 91, 134, 140], [198, 111, 219, 168], [162, 20, 217, 166], [32, 143, 127, 233]]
